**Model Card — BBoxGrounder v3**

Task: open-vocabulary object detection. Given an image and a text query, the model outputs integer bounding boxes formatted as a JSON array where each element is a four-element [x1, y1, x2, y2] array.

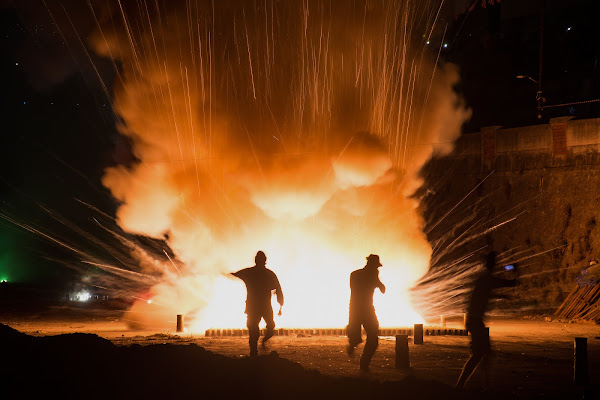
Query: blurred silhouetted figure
[[231, 251, 284, 356], [457, 251, 518, 389], [346, 254, 386, 371]]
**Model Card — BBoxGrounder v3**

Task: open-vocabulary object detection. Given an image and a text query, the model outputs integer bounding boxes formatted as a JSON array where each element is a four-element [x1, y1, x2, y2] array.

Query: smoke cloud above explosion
[[91, 0, 470, 330]]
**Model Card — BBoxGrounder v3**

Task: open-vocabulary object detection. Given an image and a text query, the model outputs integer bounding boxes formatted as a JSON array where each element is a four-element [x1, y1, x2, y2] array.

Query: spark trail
[[75, 0, 471, 330]]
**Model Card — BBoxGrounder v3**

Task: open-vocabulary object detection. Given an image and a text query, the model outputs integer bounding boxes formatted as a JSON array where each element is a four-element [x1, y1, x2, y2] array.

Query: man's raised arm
[[231, 268, 249, 280]]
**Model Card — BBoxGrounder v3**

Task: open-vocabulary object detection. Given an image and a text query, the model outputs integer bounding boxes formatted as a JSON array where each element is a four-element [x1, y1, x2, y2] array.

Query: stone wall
[[416, 117, 600, 319]]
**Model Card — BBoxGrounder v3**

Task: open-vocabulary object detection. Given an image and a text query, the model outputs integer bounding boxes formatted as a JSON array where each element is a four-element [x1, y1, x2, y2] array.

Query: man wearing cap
[[231, 251, 284, 357], [346, 254, 386, 371]]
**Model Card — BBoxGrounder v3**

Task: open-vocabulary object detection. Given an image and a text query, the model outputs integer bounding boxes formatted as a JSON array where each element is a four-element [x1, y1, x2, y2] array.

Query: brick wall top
[[456, 117, 600, 157]]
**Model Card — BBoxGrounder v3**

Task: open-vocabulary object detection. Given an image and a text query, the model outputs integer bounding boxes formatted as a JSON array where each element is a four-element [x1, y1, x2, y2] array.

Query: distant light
[[15, 62, 18, 66], [566, 27, 572, 31], [0, 279, 7, 283], [147, 299, 153, 304], [23, 101, 26, 105], [443, 43, 448, 48], [75, 291, 91, 302], [426, 41, 430, 45], [50, 102, 54, 105]]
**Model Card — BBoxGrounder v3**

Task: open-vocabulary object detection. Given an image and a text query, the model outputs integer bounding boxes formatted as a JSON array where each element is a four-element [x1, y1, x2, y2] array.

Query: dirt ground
[[2, 310, 600, 399]]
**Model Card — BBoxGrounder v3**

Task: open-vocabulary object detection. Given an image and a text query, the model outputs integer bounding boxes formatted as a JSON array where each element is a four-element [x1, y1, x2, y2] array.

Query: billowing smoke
[[90, 0, 470, 330]]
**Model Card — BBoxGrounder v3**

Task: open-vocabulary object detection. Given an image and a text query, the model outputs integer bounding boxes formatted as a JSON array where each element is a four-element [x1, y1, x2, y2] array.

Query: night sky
[[0, 1, 130, 290], [0, 0, 598, 294], [447, 0, 600, 130]]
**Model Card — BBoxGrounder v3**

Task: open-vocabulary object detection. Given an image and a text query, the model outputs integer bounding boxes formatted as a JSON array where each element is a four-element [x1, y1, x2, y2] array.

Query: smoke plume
[[90, 0, 470, 330]]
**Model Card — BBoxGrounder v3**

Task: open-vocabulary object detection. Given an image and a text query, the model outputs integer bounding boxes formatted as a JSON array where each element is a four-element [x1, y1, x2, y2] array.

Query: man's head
[[485, 251, 497, 271], [255, 251, 267, 267], [366, 254, 382, 268]]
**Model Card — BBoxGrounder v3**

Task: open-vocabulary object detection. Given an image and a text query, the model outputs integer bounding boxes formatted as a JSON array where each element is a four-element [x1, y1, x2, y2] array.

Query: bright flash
[[96, 0, 469, 333]]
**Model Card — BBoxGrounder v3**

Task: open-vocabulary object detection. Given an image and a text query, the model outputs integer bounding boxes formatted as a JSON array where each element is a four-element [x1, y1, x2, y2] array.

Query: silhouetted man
[[457, 251, 518, 389], [346, 254, 386, 372], [231, 251, 284, 356]]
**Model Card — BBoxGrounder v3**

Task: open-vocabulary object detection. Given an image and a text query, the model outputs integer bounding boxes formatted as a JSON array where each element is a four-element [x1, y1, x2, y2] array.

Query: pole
[[414, 323, 423, 345], [176, 314, 183, 333], [395, 334, 410, 368], [537, 0, 545, 119], [574, 337, 589, 385]]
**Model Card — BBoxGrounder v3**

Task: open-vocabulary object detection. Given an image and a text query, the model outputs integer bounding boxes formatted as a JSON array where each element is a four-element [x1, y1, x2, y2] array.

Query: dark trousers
[[247, 307, 275, 354], [347, 307, 379, 367], [457, 318, 491, 388], [466, 319, 490, 358]]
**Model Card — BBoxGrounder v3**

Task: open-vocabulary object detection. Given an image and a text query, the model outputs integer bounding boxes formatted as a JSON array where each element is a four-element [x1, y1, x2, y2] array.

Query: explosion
[[90, 0, 470, 331]]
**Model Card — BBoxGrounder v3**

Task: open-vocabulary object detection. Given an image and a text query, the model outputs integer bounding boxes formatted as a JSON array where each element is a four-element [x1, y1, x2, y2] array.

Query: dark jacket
[[232, 266, 284, 314], [466, 269, 517, 323], [349, 266, 384, 311]]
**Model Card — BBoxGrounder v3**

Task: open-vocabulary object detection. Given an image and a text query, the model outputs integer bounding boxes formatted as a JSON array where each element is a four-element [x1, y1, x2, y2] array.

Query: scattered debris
[[554, 283, 600, 322]]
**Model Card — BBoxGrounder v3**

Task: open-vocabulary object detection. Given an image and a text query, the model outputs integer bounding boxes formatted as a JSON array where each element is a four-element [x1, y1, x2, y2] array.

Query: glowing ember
[[90, 1, 470, 332]]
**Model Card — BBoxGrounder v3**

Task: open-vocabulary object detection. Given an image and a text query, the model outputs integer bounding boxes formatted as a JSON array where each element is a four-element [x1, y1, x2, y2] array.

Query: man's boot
[[261, 330, 274, 348], [359, 355, 371, 372], [250, 341, 258, 357]]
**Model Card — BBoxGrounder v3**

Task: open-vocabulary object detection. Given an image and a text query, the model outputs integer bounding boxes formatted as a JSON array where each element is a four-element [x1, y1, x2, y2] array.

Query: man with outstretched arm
[[457, 251, 519, 389], [231, 250, 284, 357]]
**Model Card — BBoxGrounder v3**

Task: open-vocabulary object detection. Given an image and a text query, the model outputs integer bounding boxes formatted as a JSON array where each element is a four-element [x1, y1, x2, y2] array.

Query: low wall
[[453, 117, 600, 172]]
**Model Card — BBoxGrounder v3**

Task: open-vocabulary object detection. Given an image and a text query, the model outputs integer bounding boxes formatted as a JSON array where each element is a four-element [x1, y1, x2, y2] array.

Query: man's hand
[[225, 272, 238, 280], [278, 306, 283, 316], [379, 283, 386, 294]]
